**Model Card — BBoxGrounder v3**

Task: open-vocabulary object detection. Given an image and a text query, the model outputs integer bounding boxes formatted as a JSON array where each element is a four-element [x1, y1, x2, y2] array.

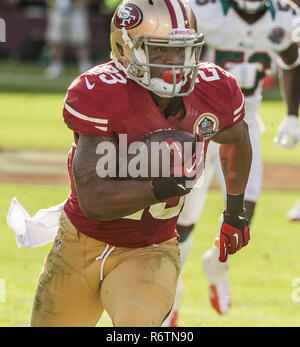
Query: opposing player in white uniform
[[282, 0, 300, 222], [163, 0, 300, 326]]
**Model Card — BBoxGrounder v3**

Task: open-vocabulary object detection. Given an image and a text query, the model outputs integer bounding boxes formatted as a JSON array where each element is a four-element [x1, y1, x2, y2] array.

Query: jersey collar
[[220, 0, 276, 20]]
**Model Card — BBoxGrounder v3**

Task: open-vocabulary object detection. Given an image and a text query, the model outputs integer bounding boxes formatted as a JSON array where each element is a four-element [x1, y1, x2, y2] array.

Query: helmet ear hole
[[116, 42, 124, 57]]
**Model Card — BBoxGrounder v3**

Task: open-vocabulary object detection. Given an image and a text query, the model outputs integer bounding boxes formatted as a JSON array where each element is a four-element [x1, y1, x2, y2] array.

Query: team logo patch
[[193, 113, 219, 137], [114, 3, 143, 29], [268, 27, 285, 45], [53, 238, 62, 251]]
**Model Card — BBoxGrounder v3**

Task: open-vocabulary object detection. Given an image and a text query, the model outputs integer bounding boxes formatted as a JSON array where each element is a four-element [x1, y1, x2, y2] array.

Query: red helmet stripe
[[177, 0, 189, 28], [164, 0, 190, 29], [164, 0, 178, 28]]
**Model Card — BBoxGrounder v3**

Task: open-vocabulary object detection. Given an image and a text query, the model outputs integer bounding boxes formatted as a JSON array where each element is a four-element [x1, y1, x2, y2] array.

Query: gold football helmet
[[110, 0, 204, 97]]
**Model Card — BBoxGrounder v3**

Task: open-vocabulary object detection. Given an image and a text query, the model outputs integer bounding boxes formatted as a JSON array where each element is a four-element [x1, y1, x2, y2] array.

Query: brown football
[[120, 129, 197, 179]]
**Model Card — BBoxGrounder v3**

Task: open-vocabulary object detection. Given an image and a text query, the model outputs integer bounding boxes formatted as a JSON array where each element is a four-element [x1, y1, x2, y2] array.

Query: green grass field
[[0, 62, 300, 327]]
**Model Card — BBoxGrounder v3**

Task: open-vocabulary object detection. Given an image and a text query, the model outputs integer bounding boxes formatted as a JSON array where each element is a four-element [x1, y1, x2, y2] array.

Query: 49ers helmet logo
[[114, 4, 143, 29]]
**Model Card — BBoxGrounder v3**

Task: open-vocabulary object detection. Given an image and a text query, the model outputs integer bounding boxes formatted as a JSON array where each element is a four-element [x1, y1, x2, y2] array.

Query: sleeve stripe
[[233, 94, 244, 116], [233, 112, 242, 122], [64, 102, 109, 125], [95, 125, 108, 131]]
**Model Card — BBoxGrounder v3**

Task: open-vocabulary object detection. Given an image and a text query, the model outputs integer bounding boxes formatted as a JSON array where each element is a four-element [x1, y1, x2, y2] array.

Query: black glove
[[151, 134, 204, 201], [152, 176, 192, 201]]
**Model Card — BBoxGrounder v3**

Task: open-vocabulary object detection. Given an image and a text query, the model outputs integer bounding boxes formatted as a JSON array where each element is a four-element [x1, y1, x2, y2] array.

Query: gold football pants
[[31, 212, 180, 327]]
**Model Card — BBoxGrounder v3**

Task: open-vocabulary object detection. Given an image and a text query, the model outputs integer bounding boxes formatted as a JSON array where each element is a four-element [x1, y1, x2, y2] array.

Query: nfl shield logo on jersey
[[268, 27, 285, 45], [193, 113, 219, 138], [53, 238, 62, 251]]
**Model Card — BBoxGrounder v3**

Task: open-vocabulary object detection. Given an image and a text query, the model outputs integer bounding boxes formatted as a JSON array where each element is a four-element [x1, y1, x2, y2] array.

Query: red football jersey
[[63, 61, 245, 247]]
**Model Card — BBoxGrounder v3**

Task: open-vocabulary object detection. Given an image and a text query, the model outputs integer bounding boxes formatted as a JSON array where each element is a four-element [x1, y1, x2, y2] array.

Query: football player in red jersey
[[31, 0, 252, 327]]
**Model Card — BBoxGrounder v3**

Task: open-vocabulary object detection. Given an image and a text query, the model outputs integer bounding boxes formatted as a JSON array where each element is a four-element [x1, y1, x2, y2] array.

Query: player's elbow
[[73, 171, 115, 221], [73, 178, 114, 221], [78, 195, 115, 221], [79, 202, 102, 221]]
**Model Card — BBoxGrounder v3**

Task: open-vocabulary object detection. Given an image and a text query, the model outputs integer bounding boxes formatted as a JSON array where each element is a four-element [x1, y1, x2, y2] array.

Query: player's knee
[[176, 224, 194, 243], [113, 300, 154, 327]]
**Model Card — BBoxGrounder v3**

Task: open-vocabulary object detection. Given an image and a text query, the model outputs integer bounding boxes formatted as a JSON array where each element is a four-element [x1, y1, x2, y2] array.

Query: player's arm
[[274, 42, 300, 148], [212, 120, 252, 195], [278, 43, 300, 116], [72, 134, 196, 221], [72, 134, 159, 221], [211, 120, 252, 262]]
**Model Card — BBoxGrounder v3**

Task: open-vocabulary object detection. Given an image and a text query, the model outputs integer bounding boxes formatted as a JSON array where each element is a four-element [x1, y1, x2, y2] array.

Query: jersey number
[[215, 50, 271, 95], [123, 196, 185, 220], [195, 64, 224, 83], [93, 65, 127, 84]]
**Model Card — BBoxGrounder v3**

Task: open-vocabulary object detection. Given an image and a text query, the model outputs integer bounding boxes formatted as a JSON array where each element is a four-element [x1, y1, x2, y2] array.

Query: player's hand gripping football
[[152, 134, 204, 201], [217, 209, 250, 263], [273, 115, 299, 149]]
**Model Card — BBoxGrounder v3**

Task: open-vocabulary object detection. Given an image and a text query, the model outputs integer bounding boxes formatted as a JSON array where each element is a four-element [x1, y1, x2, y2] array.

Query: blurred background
[[0, 0, 122, 92], [0, 0, 281, 94]]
